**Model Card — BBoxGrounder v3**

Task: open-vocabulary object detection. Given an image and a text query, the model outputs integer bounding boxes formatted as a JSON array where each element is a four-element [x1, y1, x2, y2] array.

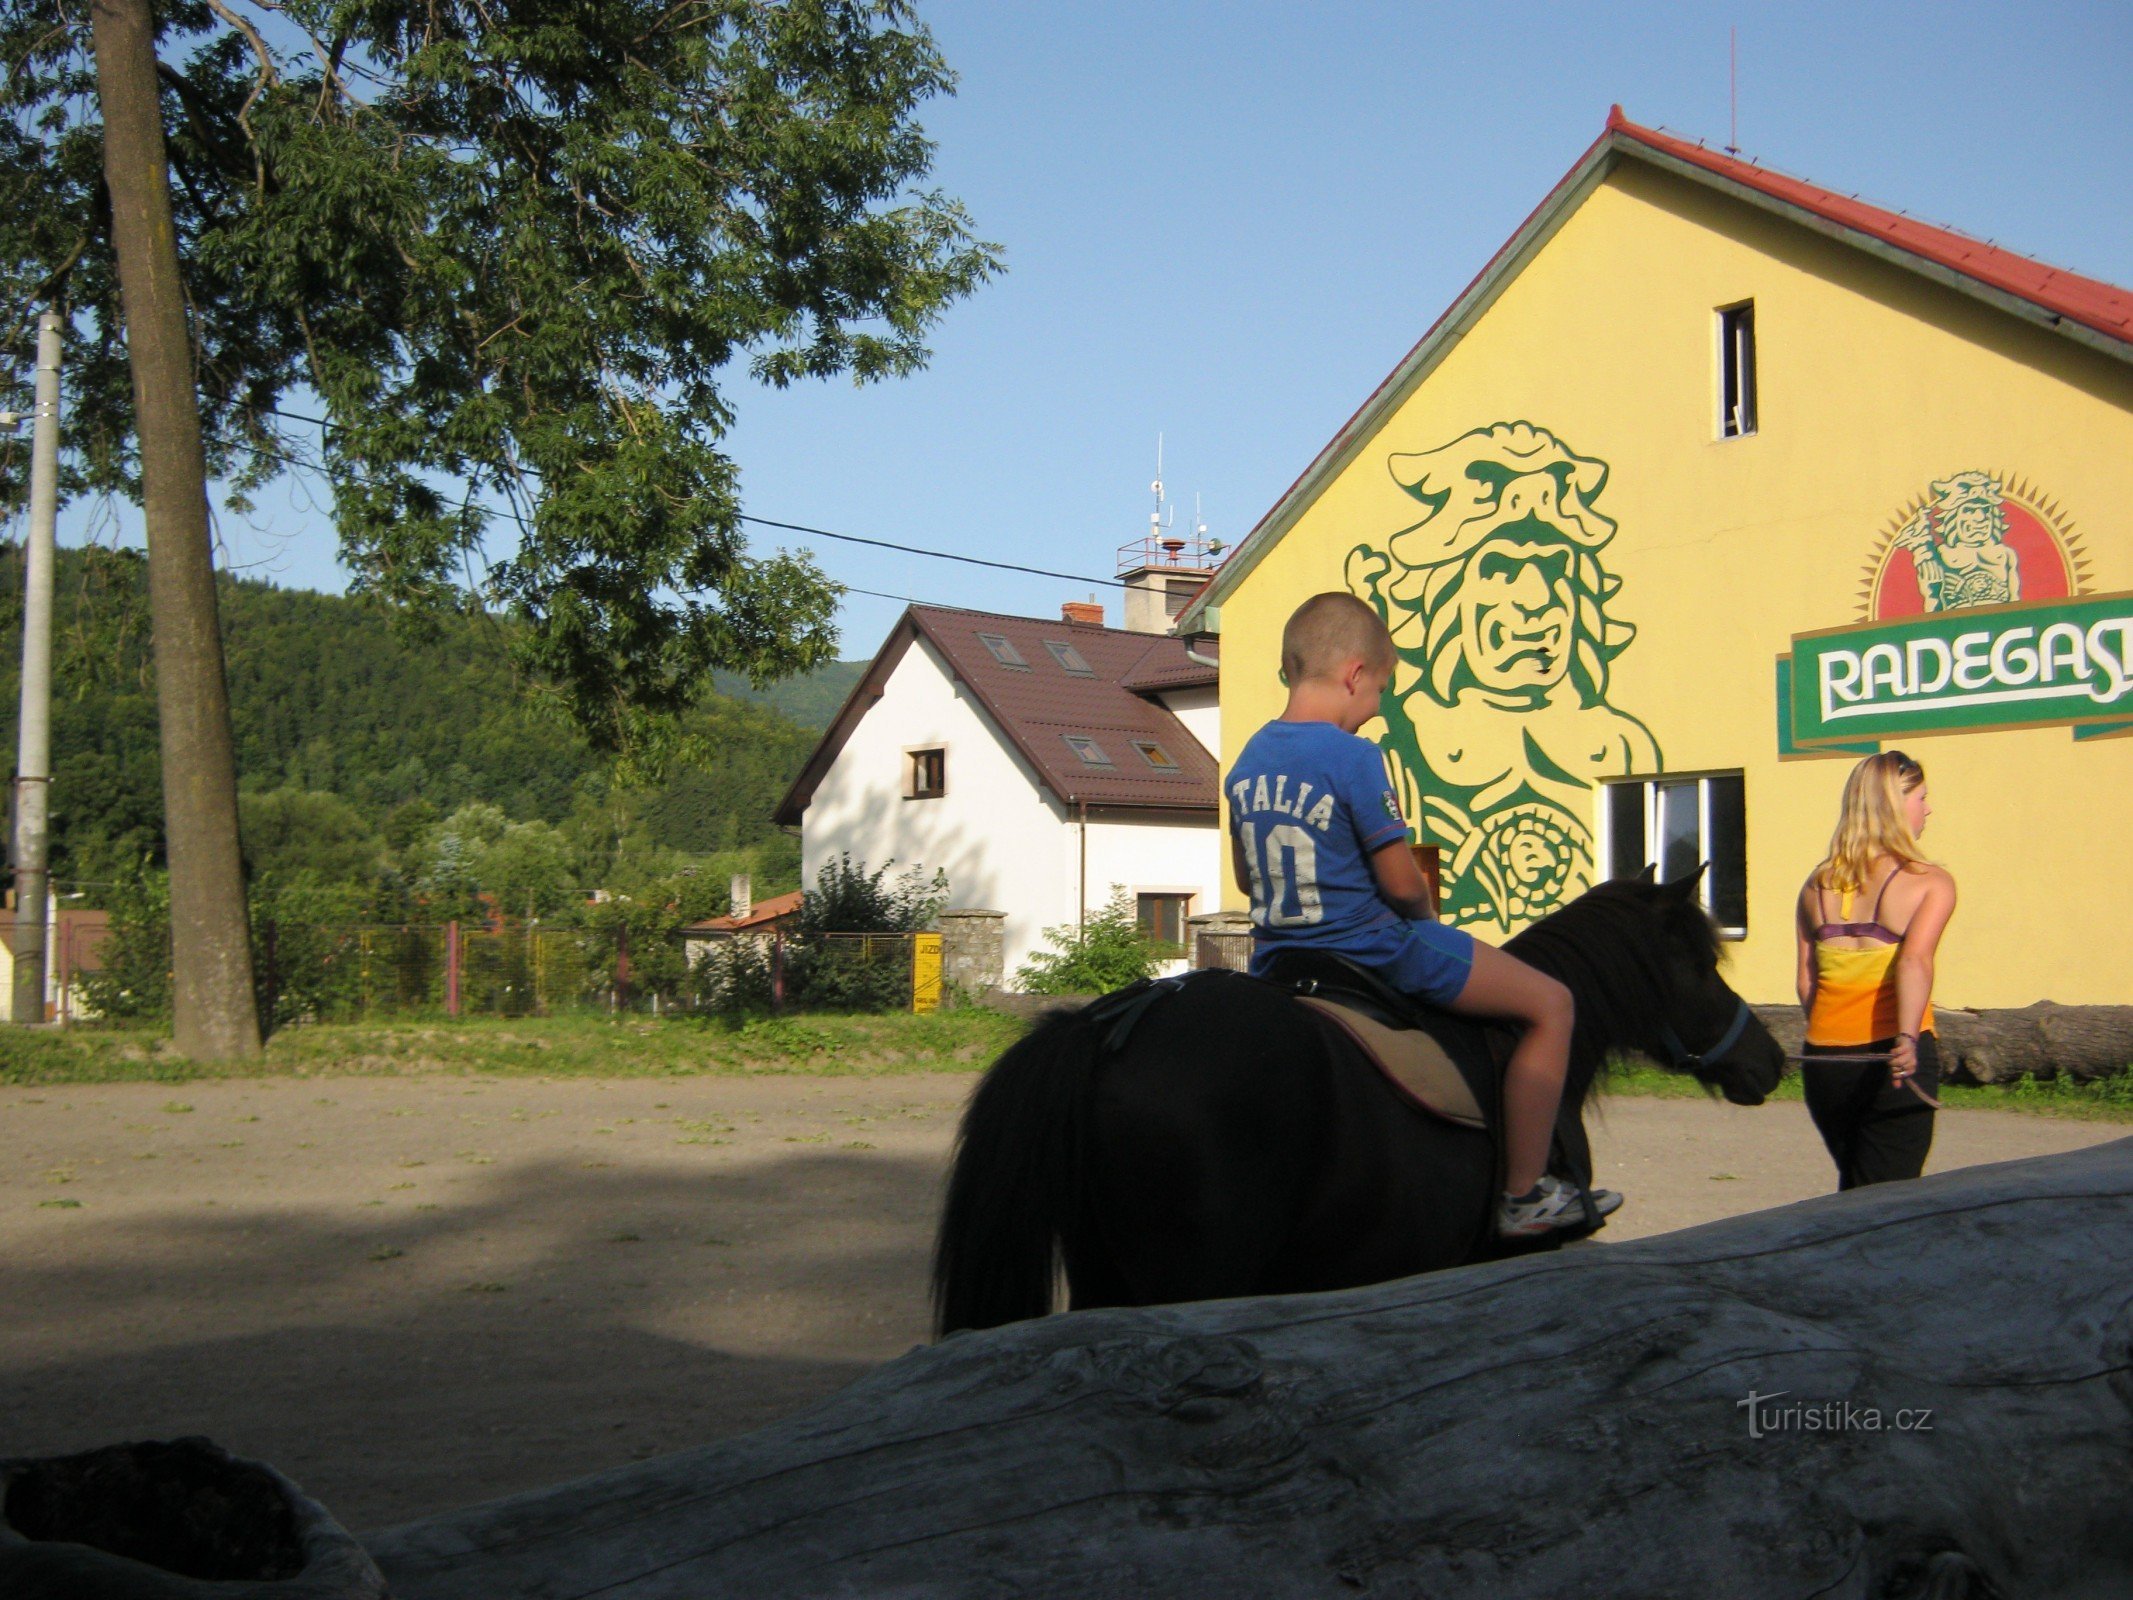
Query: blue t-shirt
[[1226, 719, 1410, 956]]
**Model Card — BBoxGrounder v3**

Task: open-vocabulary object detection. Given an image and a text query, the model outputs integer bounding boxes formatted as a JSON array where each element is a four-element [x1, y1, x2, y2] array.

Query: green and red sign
[[1781, 592, 2133, 751], [1778, 471, 2124, 754]]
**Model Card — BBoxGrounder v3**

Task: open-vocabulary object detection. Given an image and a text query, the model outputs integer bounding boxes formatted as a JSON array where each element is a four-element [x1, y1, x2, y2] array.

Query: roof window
[[1063, 735, 1114, 768], [1132, 740, 1178, 771], [977, 632, 1030, 670], [1044, 640, 1095, 676]]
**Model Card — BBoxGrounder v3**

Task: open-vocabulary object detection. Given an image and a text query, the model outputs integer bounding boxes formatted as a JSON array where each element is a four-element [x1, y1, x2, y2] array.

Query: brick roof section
[[772, 606, 1217, 826], [677, 891, 803, 935], [1609, 108, 2133, 347]]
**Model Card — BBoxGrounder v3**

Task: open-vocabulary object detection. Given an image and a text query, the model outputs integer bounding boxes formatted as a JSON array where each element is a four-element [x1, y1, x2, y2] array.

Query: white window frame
[[1597, 770, 1747, 939]]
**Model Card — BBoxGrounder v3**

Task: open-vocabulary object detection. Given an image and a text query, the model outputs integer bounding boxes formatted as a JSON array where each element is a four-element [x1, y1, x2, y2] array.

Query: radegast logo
[[1779, 474, 2129, 753]]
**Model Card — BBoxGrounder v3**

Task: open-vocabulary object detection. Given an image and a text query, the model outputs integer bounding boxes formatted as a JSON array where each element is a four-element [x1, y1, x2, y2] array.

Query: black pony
[[934, 871, 1785, 1333]]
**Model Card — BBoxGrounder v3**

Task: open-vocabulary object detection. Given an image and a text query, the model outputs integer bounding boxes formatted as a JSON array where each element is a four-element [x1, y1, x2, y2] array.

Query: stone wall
[[938, 910, 1006, 999]]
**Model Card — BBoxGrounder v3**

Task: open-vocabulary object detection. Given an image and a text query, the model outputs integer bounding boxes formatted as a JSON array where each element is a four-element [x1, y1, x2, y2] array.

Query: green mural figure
[[1346, 421, 1660, 935]]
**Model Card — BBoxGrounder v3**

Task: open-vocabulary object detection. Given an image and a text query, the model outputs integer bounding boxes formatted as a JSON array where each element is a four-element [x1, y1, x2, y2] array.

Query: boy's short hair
[[1282, 593, 1395, 684]]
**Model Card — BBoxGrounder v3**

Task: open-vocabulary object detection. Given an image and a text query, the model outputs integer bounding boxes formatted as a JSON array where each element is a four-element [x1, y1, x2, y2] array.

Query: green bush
[[78, 870, 172, 1020], [1016, 889, 1167, 996]]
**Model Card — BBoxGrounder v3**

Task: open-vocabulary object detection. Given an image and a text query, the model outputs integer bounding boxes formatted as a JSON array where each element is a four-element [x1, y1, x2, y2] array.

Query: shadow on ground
[[3, 1149, 945, 1530]]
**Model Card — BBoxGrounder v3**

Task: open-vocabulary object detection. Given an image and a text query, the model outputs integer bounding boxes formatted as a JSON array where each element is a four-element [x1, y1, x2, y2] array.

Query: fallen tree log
[[1753, 1001, 2133, 1084], [366, 1136, 2133, 1599]]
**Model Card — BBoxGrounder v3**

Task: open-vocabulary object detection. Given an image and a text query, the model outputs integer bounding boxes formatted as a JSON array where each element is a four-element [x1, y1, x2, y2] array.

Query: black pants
[[1802, 1033, 1939, 1190]]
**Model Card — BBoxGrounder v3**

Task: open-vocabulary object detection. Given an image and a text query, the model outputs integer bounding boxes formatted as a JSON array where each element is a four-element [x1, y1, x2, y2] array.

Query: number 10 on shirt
[[1239, 820, 1325, 927]]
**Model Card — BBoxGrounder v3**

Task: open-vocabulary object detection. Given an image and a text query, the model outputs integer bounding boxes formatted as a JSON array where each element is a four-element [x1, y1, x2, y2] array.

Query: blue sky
[[61, 0, 2133, 662]]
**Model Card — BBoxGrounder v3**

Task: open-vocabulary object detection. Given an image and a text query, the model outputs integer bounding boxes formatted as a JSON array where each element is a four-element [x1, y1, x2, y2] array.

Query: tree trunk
[[88, 0, 259, 1060], [367, 1136, 2133, 1598], [1755, 1002, 2133, 1084]]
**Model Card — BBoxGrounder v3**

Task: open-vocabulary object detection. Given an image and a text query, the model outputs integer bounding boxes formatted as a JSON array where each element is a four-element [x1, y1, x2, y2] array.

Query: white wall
[[1080, 812, 1224, 977], [800, 638, 1221, 985], [1155, 685, 1219, 762], [801, 637, 1072, 981]]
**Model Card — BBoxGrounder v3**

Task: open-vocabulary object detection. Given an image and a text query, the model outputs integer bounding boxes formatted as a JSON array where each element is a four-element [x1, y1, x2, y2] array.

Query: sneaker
[[1588, 1187, 1625, 1220], [1497, 1175, 1612, 1238]]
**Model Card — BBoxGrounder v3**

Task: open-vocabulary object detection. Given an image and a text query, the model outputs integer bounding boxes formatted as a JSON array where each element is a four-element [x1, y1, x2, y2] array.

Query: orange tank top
[[1804, 871, 1933, 1047]]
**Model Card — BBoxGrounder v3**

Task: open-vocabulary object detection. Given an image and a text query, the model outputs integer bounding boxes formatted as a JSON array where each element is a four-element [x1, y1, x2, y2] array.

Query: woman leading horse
[[934, 871, 1785, 1333]]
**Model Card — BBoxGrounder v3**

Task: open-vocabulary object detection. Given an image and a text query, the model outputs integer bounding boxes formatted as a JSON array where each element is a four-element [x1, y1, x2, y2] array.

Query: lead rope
[[1787, 1050, 1944, 1109]]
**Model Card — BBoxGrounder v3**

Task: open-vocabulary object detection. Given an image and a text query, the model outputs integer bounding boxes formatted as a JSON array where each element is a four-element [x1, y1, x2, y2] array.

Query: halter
[[1657, 996, 1753, 1075]]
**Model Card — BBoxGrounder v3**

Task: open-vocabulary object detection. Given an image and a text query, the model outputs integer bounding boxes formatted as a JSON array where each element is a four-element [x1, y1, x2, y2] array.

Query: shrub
[[1016, 889, 1167, 996]]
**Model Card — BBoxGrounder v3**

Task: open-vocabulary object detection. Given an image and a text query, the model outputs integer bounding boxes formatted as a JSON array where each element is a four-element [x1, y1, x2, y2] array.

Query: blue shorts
[[1367, 919, 1477, 1006], [1254, 919, 1476, 1007]]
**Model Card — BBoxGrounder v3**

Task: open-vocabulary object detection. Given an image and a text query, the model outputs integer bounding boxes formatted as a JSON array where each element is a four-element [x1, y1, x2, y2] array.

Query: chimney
[[730, 874, 752, 920], [1061, 600, 1104, 627]]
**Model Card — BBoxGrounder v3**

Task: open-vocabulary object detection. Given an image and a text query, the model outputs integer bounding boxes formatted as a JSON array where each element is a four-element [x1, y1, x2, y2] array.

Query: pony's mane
[[1504, 878, 1722, 1084]]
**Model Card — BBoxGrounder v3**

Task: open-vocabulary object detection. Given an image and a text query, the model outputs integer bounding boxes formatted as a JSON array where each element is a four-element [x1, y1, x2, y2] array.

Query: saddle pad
[[1295, 994, 1488, 1130]]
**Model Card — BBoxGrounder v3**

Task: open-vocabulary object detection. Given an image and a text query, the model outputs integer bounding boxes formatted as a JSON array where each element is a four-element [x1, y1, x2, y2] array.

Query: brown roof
[[0, 907, 110, 973], [1119, 637, 1218, 693], [677, 890, 803, 936], [774, 606, 1217, 826]]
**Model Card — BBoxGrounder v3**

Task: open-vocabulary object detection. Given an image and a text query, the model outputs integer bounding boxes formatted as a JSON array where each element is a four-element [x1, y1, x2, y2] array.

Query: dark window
[[1063, 735, 1113, 767], [1606, 779, 1646, 882], [977, 632, 1030, 670], [907, 747, 945, 799], [1603, 771, 1748, 936], [1044, 640, 1095, 676], [1164, 582, 1193, 618], [1706, 774, 1747, 930], [1137, 892, 1191, 950], [1719, 301, 1757, 438], [1132, 740, 1178, 771]]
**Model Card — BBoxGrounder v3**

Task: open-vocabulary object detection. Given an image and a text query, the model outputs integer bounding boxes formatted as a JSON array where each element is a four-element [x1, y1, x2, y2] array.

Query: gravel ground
[[2, 1072, 2120, 1531]]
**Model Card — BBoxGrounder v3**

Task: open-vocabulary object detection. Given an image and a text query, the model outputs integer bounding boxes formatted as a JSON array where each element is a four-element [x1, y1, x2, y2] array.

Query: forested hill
[[0, 546, 864, 895]]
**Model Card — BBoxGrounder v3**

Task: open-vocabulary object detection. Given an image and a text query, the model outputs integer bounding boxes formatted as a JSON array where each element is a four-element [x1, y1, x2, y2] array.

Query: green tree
[[1016, 889, 1166, 997], [2, 0, 998, 1049], [238, 787, 384, 884], [2, 0, 997, 734]]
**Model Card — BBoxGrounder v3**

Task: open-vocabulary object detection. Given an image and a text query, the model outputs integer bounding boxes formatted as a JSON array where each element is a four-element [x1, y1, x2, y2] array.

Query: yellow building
[[1184, 108, 2133, 1008]]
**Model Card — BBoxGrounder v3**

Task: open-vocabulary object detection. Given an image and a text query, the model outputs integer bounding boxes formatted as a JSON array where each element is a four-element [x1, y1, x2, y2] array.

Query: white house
[[773, 601, 1222, 985]]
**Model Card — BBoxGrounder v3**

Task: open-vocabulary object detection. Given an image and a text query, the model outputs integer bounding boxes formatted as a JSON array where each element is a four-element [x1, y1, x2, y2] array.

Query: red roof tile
[[1182, 107, 2133, 633], [1608, 107, 2133, 346], [678, 890, 803, 935]]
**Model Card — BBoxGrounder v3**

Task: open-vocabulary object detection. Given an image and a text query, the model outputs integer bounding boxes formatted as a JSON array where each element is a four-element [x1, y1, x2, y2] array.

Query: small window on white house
[[1063, 735, 1113, 767], [1132, 739, 1178, 770], [977, 633, 1030, 670], [1137, 892, 1192, 952], [905, 747, 945, 799], [1601, 771, 1747, 936], [1718, 301, 1757, 438], [1044, 639, 1095, 676]]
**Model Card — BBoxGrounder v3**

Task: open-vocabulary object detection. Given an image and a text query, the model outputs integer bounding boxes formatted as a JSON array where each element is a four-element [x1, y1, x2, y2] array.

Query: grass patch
[[1605, 1058, 2133, 1123], [0, 1007, 1028, 1087]]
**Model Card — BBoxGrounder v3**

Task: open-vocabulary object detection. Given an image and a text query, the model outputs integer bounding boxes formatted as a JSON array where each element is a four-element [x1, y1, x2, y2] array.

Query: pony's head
[[1508, 868, 1784, 1106]]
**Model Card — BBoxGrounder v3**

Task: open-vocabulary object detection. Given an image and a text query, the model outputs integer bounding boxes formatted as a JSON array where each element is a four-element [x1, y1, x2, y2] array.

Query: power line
[[738, 513, 1128, 590], [208, 426, 1132, 591]]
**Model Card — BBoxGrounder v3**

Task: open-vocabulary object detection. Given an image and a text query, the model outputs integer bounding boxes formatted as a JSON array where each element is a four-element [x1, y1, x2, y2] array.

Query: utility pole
[[7, 311, 61, 1026]]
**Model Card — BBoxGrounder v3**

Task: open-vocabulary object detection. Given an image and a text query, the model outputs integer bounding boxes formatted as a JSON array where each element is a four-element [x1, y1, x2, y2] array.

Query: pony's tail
[[932, 1007, 1100, 1335]]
